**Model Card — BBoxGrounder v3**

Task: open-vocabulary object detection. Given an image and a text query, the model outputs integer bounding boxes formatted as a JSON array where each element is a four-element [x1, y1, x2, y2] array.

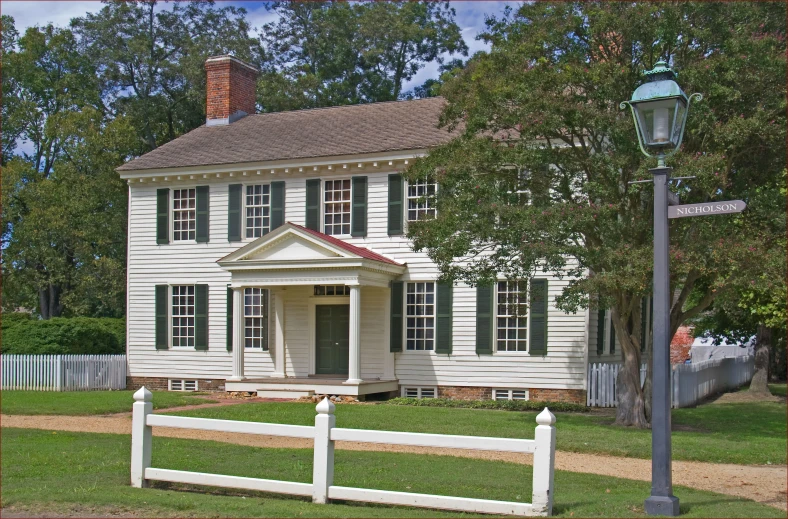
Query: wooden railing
[[131, 388, 557, 516]]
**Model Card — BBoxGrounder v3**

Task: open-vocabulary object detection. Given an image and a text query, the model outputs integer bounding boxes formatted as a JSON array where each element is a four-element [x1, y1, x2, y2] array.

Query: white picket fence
[[131, 387, 558, 516], [0, 354, 126, 391], [587, 356, 754, 408]]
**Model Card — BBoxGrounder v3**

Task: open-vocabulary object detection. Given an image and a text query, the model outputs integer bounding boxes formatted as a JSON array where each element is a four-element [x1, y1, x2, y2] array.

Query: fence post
[[131, 386, 153, 488], [532, 407, 556, 516], [312, 397, 336, 504]]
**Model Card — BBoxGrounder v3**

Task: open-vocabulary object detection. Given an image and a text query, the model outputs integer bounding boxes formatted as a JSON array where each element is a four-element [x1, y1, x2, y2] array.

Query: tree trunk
[[38, 283, 63, 320], [613, 309, 649, 428], [749, 324, 771, 394]]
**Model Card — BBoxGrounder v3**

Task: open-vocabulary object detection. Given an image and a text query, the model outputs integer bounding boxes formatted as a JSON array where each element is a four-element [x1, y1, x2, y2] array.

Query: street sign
[[667, 192, 679, 206], [668, 200, 746, 219]]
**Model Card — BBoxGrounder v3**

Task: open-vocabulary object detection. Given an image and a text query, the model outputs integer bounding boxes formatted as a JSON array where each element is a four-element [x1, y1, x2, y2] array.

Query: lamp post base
[[645, 495, 680, 516]]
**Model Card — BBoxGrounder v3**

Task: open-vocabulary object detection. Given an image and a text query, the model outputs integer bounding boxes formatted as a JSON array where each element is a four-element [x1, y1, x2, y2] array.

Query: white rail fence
[[587, 356, 754, 408], [131, 387, 558, 516], [0, 354, 126, 391]]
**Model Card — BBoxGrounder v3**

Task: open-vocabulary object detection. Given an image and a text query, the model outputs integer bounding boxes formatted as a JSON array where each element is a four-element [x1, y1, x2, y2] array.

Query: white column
[[346, 285, 362, 384], [383, 286, 395, 380], [273, 289, 286, 378], [229, 288, 245, 381]]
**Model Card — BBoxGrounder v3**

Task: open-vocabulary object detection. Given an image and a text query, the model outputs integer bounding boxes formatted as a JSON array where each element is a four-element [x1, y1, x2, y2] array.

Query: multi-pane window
[[244, 288, 268, 349], [245, 184, 271, 238], [407, 179, 436, 221], [323, 179, 351, 235], [313, 285, 350, 296], [496, 280, 528, 352], [172, 285, 195, 347], [406, 282, 435, 351], [172, 188, 196, 241]]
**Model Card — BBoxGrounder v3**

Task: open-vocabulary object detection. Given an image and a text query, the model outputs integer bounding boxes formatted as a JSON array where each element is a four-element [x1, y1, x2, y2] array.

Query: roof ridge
[[251, 96, 445, 118]]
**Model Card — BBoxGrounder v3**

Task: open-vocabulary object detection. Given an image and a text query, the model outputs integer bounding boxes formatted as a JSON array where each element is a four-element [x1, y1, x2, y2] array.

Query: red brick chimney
[[204, 55, 259, 126]]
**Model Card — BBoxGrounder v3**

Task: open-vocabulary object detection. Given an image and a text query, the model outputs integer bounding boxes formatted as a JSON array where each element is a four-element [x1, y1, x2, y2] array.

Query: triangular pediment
[[218, 223, 358, 264]]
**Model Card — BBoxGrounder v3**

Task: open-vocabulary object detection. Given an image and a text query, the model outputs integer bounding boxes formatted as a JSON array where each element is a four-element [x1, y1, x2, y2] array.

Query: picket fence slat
[[0, 354, 126, 391], [588, 356, 754, 408]]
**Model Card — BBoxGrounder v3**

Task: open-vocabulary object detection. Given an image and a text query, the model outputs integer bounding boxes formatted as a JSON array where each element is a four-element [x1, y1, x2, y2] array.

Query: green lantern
[[621, 60, 702, 165]]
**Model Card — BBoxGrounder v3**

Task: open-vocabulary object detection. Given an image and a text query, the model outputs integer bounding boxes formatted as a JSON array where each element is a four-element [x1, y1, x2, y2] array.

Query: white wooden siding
[[127, 169, 589, 389]]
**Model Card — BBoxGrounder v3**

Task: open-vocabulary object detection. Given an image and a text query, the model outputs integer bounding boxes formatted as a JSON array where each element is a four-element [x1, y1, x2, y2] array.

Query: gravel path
[[3, 413, 785, 511]]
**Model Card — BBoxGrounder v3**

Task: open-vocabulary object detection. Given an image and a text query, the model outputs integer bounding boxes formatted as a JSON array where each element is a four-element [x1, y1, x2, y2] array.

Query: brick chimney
[[205, 55, 259, 126]]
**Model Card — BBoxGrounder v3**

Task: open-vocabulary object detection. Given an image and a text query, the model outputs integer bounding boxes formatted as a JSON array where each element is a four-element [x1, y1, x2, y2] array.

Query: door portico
[[218, 223, 404, 391]]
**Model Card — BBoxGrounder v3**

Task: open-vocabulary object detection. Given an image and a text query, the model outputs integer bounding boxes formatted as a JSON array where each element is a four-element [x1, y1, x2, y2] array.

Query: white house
[[117, 55, 623, 403]]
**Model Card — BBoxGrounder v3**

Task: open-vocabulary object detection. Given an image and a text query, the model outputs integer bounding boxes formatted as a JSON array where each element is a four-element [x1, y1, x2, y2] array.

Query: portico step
[[257, 389, 315, 399]]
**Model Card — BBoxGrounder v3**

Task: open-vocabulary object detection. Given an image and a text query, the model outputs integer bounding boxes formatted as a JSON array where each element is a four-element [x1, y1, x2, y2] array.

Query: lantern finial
[[644, 60, 675, 82]]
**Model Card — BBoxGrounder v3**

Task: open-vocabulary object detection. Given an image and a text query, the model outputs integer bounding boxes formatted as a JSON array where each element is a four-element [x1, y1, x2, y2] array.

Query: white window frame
[[171, 187, 197, 242], [169, 379, 198, 391], [404, 281, 436, 352], [313, 285, 351, 296], [406, 178, 437, 223], [494, 280, 530, 354], [322, 177, 352, 237], [401, 386, 438, 399], [170, 285, 196, 348], [244, 288, 269, 350], [493, 388, 529, 401], [243, 183, 272, 240]]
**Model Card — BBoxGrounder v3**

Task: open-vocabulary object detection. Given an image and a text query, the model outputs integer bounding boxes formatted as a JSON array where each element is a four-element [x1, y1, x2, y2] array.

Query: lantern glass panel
[[634, 98, 681, 150], [671, 99, 687, 146]]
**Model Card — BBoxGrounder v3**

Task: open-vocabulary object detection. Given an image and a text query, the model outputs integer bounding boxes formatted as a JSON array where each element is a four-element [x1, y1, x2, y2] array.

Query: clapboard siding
[[127, 169, 589, 388]]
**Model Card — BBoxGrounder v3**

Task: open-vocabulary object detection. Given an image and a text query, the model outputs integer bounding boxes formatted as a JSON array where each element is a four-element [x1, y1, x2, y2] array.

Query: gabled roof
[[217, 222, 403, 269], [118, 97, 457, 172]]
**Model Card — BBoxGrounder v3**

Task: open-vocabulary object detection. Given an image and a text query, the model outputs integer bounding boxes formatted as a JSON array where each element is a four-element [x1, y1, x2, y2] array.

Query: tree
[[405, 2, 786, 426], [71, 0, 263, 152], [258, 1, 467, 111], [408, 58, 466, 99]]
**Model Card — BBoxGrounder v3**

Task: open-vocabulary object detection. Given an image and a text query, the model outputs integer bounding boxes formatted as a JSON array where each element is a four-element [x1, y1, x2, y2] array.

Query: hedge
[[0, 314, 126, 355], [386, 397, 588, 413]]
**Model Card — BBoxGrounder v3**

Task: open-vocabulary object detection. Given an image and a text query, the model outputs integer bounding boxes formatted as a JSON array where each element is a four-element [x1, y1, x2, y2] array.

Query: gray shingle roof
[[117, 97, 456, 172]]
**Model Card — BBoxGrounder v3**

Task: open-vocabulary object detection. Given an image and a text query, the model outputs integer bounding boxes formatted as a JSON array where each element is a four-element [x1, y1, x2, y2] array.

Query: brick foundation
[[422, 386, 586, 404], [126, 377, 226, 392]]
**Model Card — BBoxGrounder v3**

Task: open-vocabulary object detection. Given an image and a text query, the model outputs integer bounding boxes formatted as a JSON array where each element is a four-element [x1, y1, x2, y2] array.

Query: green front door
[[315, 305, 350, 375]]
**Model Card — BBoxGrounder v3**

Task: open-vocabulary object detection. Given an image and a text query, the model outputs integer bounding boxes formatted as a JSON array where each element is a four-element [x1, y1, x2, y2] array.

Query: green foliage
[[386, 397, 588, 413], [259, 1, 467, 111], [405, 1, 786, 424], [1, 312, 33, 329], [0, 317, 126, 355]]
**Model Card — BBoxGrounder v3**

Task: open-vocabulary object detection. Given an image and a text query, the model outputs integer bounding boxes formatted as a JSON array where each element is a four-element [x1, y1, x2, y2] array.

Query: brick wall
[[670, 325, 694, 364], [437, 386, 492, 400], [205, 56, 258, 122], [126, 377, 226, 392]]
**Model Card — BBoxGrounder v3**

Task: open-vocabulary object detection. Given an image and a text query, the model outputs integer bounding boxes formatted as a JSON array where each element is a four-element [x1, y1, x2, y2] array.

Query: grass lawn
[[169, 400, 787, 465], [1, 428, 781, 518], [769, 383, 786, 397], [0, 390, 216, 416]]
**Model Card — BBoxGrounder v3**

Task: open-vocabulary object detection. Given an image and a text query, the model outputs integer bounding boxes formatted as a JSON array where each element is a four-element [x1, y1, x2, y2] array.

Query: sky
[[1, 0, 518, 94]]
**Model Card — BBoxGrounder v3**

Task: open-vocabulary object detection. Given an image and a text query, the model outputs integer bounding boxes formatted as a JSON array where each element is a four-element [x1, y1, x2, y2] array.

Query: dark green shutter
[[475, 284, 494, 354], [305, 179, 321, 231], [609, 310, 616, 354], [270, 181, 285, 231], [195, 284, 208, 350], [228, 184, 242, 241], [156, 189, 169, 244], [388, 174, 404, 235], [640, 297, 648, 352], [226, 286, 233, 351], [155, 285, 168, 349], [196, 185, 209, 243], [261, 289, 270, 351], [390, 281, 403, 352], [435, 282, 453, 354], [529, 279, 548, 355], [597, 307, 605, 355], [351, 176, 367, 237]]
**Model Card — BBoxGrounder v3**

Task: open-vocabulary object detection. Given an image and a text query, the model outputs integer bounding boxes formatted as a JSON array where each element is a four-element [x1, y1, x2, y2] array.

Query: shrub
[[0, 317, 126, 355], [1, 312, 33, 329], [386, 397, 588, 413]]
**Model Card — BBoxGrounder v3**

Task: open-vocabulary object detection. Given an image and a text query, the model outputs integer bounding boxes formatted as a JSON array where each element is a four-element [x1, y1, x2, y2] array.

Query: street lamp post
[[621, 60, 702, 517]]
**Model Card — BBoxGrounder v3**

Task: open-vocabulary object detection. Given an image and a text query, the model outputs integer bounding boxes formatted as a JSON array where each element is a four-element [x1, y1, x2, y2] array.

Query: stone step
[[257, 389, 315, 399]]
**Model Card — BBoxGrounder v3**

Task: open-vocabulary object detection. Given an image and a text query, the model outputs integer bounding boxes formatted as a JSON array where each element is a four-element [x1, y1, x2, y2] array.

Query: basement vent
[[493, 389, 529, 401], [169, 379, 198, 392], [402, 386, 437, 399]]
